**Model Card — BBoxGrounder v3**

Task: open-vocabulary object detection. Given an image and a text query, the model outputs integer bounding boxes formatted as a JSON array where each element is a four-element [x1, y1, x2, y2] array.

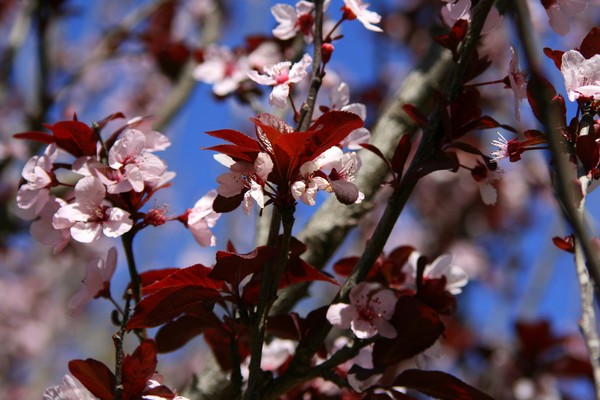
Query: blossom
[[441, 0, 502, 35], [560, 50, 600, 102], [126, 116, 171, 152], [342, 0, 383, 32], [326, 282, 397, 339], [215, 152, 274, 214], [15, 144, 57, 219], [247, 53, 312, 108], [43, 374, 95, 400], [30, 196, 71, 254], [271, 1, 315, 42], [52, 176, 133, 243], [405, 252, 468, 295], [329, 82, 370, 149], [507, 46, 527, 121], [69, 247, 117, 315], [292, 146, 363, 206], [543, 0, 588, 35], [187, 190, 221, 247], [194, 45, 251, 96]]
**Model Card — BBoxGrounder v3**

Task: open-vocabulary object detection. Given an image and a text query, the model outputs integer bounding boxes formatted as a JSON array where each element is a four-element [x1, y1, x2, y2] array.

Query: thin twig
[[113, 289, 133, 400]]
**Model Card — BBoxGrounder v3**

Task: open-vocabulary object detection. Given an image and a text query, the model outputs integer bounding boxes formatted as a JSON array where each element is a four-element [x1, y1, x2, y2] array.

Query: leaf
[[552, 235, 574, 253], [577, 135, 600, 174], [48, 120, 97, 157], [205, 144, 258, 163], [393, 369, 493, 400], [527, 75, 557, 126], [121, 340, 157, 399], [360, 143, 394, 173], [280, 257, 339, 288], [333, 256, 360, 277], [68, 359, 115, 400], [373, 296, 444, 367], [209, 245, 276, 287], [155, 315, 210, 353], [213, 192, 245, 213], [13, 131, 56, 144], [139, 268, 181, 293], [205, 129, 260, 150], [391, 134, 412, 176], [330, 179, 360, 205], [143, 263, 224, 295], [543, 47, 564, 69], [579, 27, 600, 59]]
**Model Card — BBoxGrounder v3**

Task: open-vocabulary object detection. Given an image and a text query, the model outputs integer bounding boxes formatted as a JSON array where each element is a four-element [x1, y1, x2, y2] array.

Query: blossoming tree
[[2, 0, 600, 399]]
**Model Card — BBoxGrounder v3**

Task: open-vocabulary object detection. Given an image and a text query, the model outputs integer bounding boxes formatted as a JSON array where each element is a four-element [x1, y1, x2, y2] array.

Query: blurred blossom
[[43, 374, 94, 400]]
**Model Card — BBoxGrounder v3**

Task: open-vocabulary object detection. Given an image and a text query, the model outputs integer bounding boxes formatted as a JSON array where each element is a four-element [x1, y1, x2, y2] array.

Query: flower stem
[[121, 230, 141, 304]]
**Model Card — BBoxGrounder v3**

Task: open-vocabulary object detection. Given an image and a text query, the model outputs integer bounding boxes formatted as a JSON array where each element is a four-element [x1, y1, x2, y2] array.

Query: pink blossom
[[52, 176, 133, 243], [543, 0, 588, 35], [215, 152, 274, 214], [15, 144, 57, 219], [69, 247, 117, 315], [43, 374, 95, 400], [144, 374, 191, 400], [560, 50, 600, 102], [326, 282, 397, 339], [126, 116, 171, 152], [406, 252, 468, 295], [187, 190, 221, 247], [342, 0, 383, 33], [441, 0, 502, 35], [194, 45, 251, 96], [507, 46, 527, 121], [292, 146, 363, 206], [247, 54, 312, 108], [329, 83, 371, 149], [271, 1, 315, 42], [30, 196, 71, 254], [105, 128, 169, 193]]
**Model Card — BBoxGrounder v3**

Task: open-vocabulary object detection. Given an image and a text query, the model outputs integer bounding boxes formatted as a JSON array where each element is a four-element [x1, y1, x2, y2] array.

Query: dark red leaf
[[333, 256, 360, 277], [402, 104, 428, 128], [579, 27, 600, 59], [13, 131, 55, 144], [205, 129, 260, 150], [417, 277, 457, 315], [143, 263, 224, 295], [95, 112, 126, 132], [48, 120, 97, 157], [213, 192, 245, 213], [577, 135, 600, 174], [139, 268, 181, 293], [209, 245, 276, 287], [450, 18, 468, 42], [527, 75, 558, 126], [373, 296, 444, 367], [204, 144, 258, 163], [360, 143, 394, 173], [121, 340, 157, 399], [127, 286, 224, 330], [155, 315, 208, 353], [68, 359, 115, 400], [280, 257, 339, 288], [391, 134, 412, 176], [543, 47, 564, 69], [392, 369, 493, 400]]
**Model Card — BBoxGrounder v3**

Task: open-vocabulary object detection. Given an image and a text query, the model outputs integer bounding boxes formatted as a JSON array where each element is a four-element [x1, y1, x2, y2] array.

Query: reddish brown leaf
[[155, 315, 209, 353], [48, 120, 97, 157], [143, 264, 224, 295], [280, 257, 339, 288], [68, 359, 115, 400], [543, 47, 564, 69], [373, 296, 444, 367], [205, 129, 260, 150], [579, 27, 600, 59], [121, 340, 157, 399], [12, 131, 55, 144], [204, 144, 258, 163], [209, 246, 276, 287], [360, 143, 394, 173], [393, 369, 493, 400], [391, 134, 412, 176], [552, 235, 575, 253], [139, 268, 181, 293], [333, 256, 360, 277], [213, 192, 245, 213]]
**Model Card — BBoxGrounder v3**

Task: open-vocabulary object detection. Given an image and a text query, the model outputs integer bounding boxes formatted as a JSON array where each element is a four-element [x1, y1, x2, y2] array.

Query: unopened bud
[[321, 43, 334, 64]]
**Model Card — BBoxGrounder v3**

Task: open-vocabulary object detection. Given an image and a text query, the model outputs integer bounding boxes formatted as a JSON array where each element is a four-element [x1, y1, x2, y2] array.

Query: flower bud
[[321, 43, 334, 64]]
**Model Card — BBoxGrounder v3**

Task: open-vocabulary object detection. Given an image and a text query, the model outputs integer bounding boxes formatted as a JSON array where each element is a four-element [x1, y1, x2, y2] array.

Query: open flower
[[342, 0, 383, 32], [194, 45, 251, 96], [187, 190, 221, 246], [68, 247, 117, 316], [561, 50, 600, 102], [52, 176, 133, 243], [326, 282, 397, 339], [329, 82, 370, 149], [247, 54, 312, 108], [16, 144, 57, 219], [405, 252, 468, 295], [272, 1, 315, 42], [215, 152, 274, 214]]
